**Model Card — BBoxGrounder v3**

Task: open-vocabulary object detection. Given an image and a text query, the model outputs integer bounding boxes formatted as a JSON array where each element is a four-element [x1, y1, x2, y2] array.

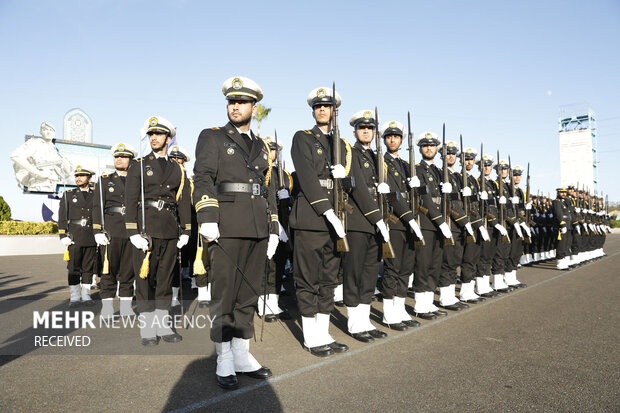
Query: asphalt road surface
[[1, 235, 618, 412]]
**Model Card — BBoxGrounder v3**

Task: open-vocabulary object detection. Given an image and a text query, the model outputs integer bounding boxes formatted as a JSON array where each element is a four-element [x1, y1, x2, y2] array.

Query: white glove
[[511, 196, 519, 204], [575, 207, 581, 213], [479, 191, 488, 200], [499, 196, 507, 204], [532, 227, 538, 235], [199, 223, 220, 242], [525, 202, 532, 210], [479, 226, 490, 241], [376, 182, 390, 194], [408, 219, 423, 241], [462, 186, 472, 197], [589, 223, 595, 231], [176, 234, 189, 249], [323, 209, 346, 238], [561, 227, 567, 234], [575, 225, 581, 235], [407, 176, 421, 188], [330, 164, 346, 179], [514, 222, 523, 238], [129, 234, 149, 251], [542, 227, 547, 233], [278, 222, 289, 243], [494, 223, 508, 237], [439, 222, 453, 239], [375, 220, 390, 242], [94, 233, 109, 246], [277, 189, 290, 200], [464, 222, 474, 236], [60, 237, 74, 247], [266, 234, 279, 259], [441, 182, 452, 194], [520, 222, 531, 238]]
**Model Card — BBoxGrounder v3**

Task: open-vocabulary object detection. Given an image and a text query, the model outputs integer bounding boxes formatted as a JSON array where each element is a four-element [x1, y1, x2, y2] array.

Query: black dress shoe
[[352, 332, 374, 343], [278, 310, 292, 320], [403, 319, 421, 328], [68, 301, 81, 309], [264, 314, 278, 323], [433, 309, 448, 316], [367, 329, 388, 339], [334, 301, 345, 307], [161, 333, 182, 343], [479, 291, 500, 298], [239, 367, 272, 379], [328, 341, 349, 353], [307, 345, 334, 357], [83, 300, 96, 307], [461, 297, 485, 304], [415, 312, 437, 320], [440, 303, 464, 311], [385, 322, 408, 331], [494, 287, 512, 293], [217, 374, 239, 390], [509, 283, 527, 289], [141, 337, 159, 346]]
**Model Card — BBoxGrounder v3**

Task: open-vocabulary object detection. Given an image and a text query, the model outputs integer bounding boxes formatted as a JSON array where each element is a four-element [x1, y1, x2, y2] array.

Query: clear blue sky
[[1, 0, 619, 221]]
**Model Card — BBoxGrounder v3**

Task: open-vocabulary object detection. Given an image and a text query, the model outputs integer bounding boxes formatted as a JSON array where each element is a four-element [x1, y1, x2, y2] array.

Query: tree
[[0, 196, 11, 221], [252, 104, 271, 137]]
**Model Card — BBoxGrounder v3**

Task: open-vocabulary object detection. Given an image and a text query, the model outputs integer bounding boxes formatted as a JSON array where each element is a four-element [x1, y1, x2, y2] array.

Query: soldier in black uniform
[[411, 132, 454, 319], [125, 116, 191, 346], [193, 77, 279, 389], [566, 185, 581, 267], [341, 109, 390, 343], [59, 166, 97, 308], [257, 136, 293, 322], [553, 187, 573, 270], [379, 120, 423, 330], [505, 165, 527, 288], [289, 86, 350, 357], [437, 140, 474, 310], [93, 143, 137, 318], [456, 147, 489, 303], [474, 154, 502, 298]]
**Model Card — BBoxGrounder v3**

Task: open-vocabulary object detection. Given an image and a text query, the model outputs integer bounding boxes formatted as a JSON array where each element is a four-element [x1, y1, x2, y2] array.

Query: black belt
[[68, 219, 92, 227], [144, 199, 177, 212], [104, 206, 125, 215], [215, 182, 267, 197]]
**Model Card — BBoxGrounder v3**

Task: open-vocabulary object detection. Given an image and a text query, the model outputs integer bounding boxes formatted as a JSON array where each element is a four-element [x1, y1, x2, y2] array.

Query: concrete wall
[[0, 235, 63, 256]]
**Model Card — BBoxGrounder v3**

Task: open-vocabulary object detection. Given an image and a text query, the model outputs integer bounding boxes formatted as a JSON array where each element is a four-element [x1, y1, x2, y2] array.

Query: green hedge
[[611, 220, 620, 229], [0, 221, 58, 235]]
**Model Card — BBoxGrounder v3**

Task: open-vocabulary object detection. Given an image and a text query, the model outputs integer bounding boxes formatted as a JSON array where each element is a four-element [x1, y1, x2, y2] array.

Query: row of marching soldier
[[56, 76, 612, 390]]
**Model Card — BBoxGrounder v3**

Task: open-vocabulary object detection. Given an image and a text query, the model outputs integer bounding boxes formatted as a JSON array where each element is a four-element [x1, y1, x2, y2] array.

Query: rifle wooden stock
[[375, 106, 395, 259], [407, 112, 425, 246], [332, 83, 349, 252]]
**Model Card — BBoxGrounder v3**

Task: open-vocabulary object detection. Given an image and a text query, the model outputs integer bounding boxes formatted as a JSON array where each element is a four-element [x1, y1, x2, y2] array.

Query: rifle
[[508, 156, 522, 240], [331, 82, 351, 252], [460, 135, 475, 243], [497, 150, 510, 243], [274, 130, 285, 191], [523, 162, 532, 243], [407, 111, 425, 246], [375, 107, 396, 259], [441, 124, 454, 246], [479, 143, 487, 233], [138, 129, 152, 279], [97, 158, 110, 274], [274, 130, 290, 232]]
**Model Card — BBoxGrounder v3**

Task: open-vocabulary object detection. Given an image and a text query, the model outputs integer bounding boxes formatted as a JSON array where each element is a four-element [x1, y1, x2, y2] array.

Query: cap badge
[[389, 121, 397, 128], [425, 132, 433, 140], [363, 111, 372, 119], [317, 88, 326, 98], [118, 144, 125, 151], [76, 165, 82, 171], [149, 117, 158, 127], [232, 77, 243, 89]]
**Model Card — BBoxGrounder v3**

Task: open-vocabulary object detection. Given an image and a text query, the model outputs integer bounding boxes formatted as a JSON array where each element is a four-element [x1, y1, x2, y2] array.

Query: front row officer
[[124, 116, 191, 345], [59, 166, 97, 308]]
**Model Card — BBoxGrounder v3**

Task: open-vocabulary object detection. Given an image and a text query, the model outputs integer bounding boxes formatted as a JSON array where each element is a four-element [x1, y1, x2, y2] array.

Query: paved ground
[[0, 236, 618, 412]]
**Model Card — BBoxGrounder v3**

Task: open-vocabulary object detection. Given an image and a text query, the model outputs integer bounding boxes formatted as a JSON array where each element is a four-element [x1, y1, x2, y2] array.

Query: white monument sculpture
[[10, 122, 73, 193]]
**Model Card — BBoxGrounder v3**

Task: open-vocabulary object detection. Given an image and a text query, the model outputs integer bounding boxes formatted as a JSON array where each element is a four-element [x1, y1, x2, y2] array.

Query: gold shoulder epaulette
[[303, 130, 312, 134]]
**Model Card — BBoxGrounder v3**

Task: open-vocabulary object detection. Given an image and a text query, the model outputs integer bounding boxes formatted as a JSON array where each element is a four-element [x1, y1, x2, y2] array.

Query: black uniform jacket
[[478, 176, 499, 228], [93, 171, 128, 239], [384, 153, 414, 232], [445, 167, 469, 232], [192, 122, 278, 239], [289, 125, 353, 232], [124, 152, 191, 240], [415, 160, 446, 231], [455, 171, 483, 230], [58, 188, 96, 246], [346, 142, 383, 234], [552, 198, 573, 230]]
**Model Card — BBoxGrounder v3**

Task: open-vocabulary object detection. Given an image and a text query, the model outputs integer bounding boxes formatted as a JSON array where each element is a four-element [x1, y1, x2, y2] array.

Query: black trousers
[[461, 232, 481, 283], [342, 231, 382, 307], [133, 238, 177, 313], [263, 241, 290, 295], [507, 228, 523, 272], [207, 237, 267, 342], [413, 229, 442, 292], [67, 244, 96, 286], [439, 230, 464, 288], [492, 228, 511, 274], [100, 237, 135, 299], [570, 229, 581, 256], [293, 230, 340, 317], [555, 230, 572, 259], [382, 229, 415, 299], [477, 226, 497, 277]]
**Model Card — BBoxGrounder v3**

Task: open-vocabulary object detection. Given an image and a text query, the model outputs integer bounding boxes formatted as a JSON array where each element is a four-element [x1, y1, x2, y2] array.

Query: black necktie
[[241, 133, 252, 153]]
